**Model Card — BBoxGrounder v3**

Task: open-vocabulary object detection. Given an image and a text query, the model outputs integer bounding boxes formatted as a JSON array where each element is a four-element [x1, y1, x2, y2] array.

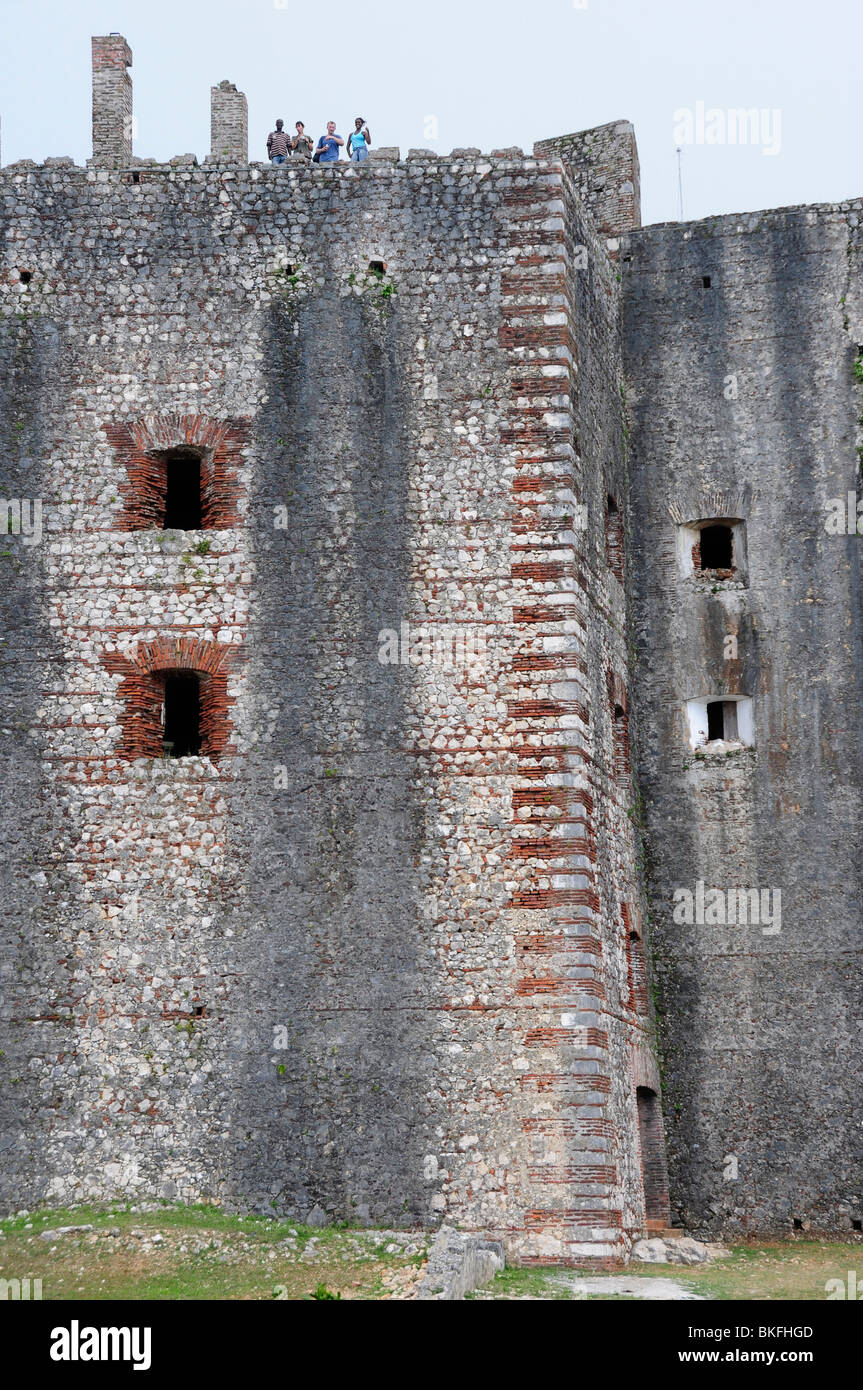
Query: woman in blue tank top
[[348, 117, 371, 162]]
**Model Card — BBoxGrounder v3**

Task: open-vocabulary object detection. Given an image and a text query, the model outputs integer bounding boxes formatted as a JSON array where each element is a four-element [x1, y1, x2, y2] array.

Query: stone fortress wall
[[623, 202, 863, 1236], [0, 33, 858, 1259]]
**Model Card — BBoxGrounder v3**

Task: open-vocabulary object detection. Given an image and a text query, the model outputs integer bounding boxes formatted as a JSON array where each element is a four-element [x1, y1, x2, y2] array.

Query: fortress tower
[[0, 36, 859, 1258]]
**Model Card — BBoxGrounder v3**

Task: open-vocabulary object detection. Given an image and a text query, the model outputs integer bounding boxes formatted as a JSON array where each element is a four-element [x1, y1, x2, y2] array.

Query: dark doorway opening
[[162, 673, 202, 757], [637, 1086, 669, 1223], [706, 700, 725, 742], [163, 448, 203, 529], [699, 523, 732, 569], [707, 699, 738, 742]]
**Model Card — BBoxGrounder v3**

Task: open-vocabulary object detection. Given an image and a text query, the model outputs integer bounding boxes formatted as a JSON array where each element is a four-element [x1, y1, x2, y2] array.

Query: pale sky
[[0, 0, 859, 226]]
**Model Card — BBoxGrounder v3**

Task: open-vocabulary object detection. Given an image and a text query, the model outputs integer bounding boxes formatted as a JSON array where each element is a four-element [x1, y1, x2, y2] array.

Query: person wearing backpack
[[347, 117, 371, 162]]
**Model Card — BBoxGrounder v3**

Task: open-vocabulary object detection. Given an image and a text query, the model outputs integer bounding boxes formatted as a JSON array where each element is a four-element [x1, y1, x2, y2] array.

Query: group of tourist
[[266, 117, 372, 165]]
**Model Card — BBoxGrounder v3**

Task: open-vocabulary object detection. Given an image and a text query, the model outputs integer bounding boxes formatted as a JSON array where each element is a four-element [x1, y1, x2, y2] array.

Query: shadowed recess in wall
[[0, 313, 69, 1208], [223, 275, 437, 1224]]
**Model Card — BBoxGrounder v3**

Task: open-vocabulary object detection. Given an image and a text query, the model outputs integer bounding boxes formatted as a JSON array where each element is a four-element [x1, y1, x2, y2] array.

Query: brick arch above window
[[102, 635, 241, 762], [107, 412, 249, 530]]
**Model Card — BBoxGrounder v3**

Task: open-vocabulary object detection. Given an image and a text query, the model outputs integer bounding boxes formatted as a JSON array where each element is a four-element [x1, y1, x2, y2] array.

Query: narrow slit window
[[702, 275, 712, 288], [163, 448, 203, 530], [605, 494, 624, 582], [628, 929, 649, 1013], [699, 523, 733, 570], [162, 673, 202, 758], [613, 703, 629, 782]]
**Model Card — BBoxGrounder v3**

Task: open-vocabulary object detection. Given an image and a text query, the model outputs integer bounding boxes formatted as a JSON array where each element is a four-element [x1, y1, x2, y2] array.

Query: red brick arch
[[107, 412, 249, 530], [102, 636, 240, 762]]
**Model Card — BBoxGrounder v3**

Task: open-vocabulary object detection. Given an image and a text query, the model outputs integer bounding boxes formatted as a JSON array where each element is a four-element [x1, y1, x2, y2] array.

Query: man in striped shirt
[[267, 120, 290, 164]]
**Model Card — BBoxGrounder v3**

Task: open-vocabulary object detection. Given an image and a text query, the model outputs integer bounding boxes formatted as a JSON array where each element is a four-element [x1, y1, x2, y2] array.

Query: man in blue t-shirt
[[316, 121, 344, 162]]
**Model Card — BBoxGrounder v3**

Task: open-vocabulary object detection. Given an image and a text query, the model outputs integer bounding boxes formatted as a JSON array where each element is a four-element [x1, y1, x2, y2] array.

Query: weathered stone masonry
[[0, 34, 858, 1257], [623, 204, 863, 1237]]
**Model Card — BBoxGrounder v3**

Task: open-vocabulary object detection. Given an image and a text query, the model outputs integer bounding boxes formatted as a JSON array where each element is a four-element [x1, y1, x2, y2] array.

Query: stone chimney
[[91, 34, 133, 166], [210, 81, 248, 164]]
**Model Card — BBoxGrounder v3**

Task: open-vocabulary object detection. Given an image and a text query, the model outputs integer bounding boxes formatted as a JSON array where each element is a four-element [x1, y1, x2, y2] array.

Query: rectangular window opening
[[162, 673, 202, 758], [687, 695, 752, 749], [706, 699, 739, 742], [163, 448, 203, 529], [702, 275, 712, 288], [699, 523, 733, 570]]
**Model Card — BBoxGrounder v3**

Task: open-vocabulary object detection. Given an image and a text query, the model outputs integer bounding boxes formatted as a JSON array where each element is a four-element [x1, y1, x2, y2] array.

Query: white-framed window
[[686, 695, 753, 750]]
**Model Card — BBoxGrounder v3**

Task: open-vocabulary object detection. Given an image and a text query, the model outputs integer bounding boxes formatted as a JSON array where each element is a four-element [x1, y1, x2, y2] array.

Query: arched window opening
[[109, 415, 248, 533], [162, 448, 203, 530], [161, 672, 202, 757], [103, 636, 235, 763], [637, 1086, 670, 1225]]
